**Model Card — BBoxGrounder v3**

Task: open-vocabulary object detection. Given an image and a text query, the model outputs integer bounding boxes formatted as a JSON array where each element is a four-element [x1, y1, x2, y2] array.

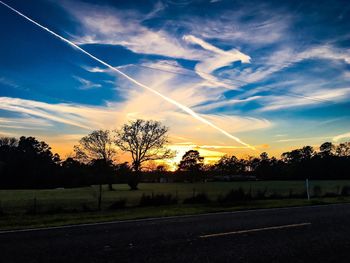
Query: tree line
[[0, 119, 350, 190]]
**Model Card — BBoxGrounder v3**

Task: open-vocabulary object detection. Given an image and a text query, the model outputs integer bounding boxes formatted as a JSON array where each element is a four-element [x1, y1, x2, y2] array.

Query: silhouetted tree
[[0, 137, 18, 147], [215, 155, 244, 175], [0, 136, 60, 188], [178, 150, 204, 182], [336, 142, 350, 157], [74, 130, 116, 190], [319, 142, 335, 157], [115, 119, 174, 190], [61, 157, 91, 187]]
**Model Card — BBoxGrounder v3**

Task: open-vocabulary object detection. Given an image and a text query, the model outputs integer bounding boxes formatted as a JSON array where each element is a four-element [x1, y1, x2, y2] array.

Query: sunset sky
[[0, 0, 349, 165]]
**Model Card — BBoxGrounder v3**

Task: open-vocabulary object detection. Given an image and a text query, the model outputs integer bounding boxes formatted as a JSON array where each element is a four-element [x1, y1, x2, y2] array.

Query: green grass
[[0, 197, 349, 231], [0, 181, 349, 213]]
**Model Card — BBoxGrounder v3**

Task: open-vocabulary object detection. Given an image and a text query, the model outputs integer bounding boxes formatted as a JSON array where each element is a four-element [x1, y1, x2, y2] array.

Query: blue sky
[[0, 0, 349, 162]]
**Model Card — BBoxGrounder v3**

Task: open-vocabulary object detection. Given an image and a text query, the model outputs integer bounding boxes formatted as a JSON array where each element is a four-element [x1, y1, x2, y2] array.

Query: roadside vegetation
[[1, 181, 350, 230]]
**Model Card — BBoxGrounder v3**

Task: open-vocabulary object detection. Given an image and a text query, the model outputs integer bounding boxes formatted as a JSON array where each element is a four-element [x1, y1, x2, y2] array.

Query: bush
[[139, 193, 178, 206], [46, 205, 65, 214], [0, 203, 4, 216], [81, 203, 93, 212], [255, 188, 268, 200], [183, 193, 210, 204], [323, 192, 338, 198], [341, 186, 350, 196], [109, 199, 127, 210], [218, 188, 250, 203], [288, 190, 307, 199], [268, 191, 283, 199], [313, 185, 322, 197]]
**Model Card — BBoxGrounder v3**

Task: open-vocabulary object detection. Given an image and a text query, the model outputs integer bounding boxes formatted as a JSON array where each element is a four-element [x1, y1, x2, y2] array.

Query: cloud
[[194, 96, 261, 112], [0, 1, 259, 149], [183, 35, 251, 89], [0, 97, 122, 130], [62, 1, 206, 60], [74, 76, 102, 90], [257, 87, 350, 112], [0, 117, 52, 130], [333, 132, 350, 142], [178, 4, 293, 46], [298, 45, 350, 64]]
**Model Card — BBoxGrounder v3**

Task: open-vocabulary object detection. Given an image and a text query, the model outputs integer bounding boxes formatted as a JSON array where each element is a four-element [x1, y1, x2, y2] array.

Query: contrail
[[0, 1, 255, 150]]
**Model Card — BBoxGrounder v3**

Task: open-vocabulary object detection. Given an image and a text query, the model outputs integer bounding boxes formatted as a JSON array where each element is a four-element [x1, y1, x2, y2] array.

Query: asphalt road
[[1, 204, 350, 263]]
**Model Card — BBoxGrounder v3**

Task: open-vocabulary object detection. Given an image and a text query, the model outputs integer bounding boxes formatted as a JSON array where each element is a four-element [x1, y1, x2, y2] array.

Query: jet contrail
[[0, 1, 255, 150]]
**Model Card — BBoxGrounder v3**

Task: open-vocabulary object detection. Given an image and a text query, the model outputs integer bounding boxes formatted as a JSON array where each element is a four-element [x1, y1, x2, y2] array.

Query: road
[[1, 204, 350, 263]]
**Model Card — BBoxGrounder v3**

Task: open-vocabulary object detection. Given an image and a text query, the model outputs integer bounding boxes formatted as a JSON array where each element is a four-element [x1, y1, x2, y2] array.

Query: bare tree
[[115, 119, 174, 189], [0, 137, 18, 147], [74, 130, 116, 163], [74, 130, 116, 194]]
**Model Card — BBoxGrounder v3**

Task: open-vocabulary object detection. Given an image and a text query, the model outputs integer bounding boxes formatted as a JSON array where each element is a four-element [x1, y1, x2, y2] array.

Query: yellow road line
[[200, 222, 311, 238]]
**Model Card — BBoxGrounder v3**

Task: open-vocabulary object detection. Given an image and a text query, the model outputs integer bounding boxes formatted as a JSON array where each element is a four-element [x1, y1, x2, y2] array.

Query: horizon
[[0, 0, 350, 165]]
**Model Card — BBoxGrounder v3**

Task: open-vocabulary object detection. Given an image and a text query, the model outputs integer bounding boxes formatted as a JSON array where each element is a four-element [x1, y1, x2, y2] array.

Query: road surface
[[1, 203, 350, 262]]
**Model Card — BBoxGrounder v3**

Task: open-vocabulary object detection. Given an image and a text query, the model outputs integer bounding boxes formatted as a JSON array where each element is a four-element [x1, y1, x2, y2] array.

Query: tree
[[115, 119, 174, 190], [178, 150, 204, 182], [0, 137, 18, 147], [0, 136, 60, 188], [215, 155, 243, 174], [319, 142, 335, 157], [260, 152, 269, 161], [74, 130, 116, 190], [336, 142, 350, 157]]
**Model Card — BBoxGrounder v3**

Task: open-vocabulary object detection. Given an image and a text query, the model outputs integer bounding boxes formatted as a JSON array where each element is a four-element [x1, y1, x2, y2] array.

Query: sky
[[0, 0, 350, 166]]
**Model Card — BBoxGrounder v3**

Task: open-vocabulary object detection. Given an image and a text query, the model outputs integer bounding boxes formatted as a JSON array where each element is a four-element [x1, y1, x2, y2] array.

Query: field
[[0, 180, 349, 213], [1, 180, 350, 230]]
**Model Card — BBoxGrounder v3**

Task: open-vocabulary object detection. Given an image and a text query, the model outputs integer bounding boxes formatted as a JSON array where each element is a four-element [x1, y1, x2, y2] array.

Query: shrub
[[0, 202, 4, 216], [218, 188, 250, 203], [139, 193, 178, 206], [183, 193, 210, 204], [81, 203, 93, 212], [313, 185, 322, 197], [255, 188, 268, 200], [288, 190, 306, 199], [109, 199, 127, 210], [46, 205, 65, 214], [323, 192, 338, 198], [341, 186, 350, 196], [268, 191, 283, 199]]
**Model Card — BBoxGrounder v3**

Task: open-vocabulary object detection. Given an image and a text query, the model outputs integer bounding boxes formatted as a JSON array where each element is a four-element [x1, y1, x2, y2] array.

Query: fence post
[[305, 179, 310, 201], [98, 184, 102, 211]]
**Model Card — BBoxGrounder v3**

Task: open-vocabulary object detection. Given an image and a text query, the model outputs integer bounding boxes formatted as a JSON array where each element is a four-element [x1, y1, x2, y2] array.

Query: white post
[[306, 178, 310, 201]]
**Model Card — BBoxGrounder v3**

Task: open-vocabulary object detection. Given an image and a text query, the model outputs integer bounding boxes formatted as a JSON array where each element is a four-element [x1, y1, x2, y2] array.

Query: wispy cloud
[[333, 132, 350, 142], [74, 76, 101, 90], [62, 1, 206, 60]]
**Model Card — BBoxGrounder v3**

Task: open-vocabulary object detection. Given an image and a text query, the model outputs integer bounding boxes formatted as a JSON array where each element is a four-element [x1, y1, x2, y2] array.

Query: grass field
[[0, 180, 349, 214], [0, 197, 350, 231]]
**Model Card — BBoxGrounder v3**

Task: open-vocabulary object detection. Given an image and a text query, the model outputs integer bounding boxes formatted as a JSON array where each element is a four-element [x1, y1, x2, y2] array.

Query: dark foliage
[[0, 136, 129, 189], [108, 199, 127, 210], [341, 186, 350, 196], [183, 193, 211, 204], [313, 185, 322, 197], [139, 193, 178, 206], [218, 188, 251, 203], [0, 136, 61, 189], [1, 135, 350, 189]]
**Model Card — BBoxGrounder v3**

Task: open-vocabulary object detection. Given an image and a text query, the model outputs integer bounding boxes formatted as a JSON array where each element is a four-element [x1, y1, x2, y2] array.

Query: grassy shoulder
[[1, 196, 349, 231]]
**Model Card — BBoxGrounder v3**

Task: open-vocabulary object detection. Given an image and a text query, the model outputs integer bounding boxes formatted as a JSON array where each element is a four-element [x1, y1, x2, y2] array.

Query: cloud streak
[[0, 1, 255, 149]]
